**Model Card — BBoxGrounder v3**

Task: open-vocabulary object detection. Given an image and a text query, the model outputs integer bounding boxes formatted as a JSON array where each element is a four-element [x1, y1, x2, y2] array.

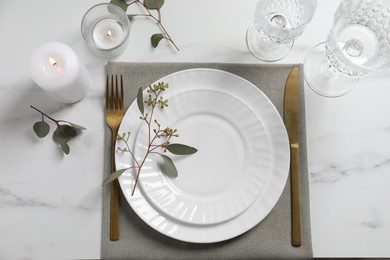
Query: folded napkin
[[102, 62, 312, 259]]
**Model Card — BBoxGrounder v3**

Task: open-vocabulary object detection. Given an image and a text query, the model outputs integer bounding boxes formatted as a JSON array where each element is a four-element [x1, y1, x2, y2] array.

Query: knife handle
[[291, 144, 302, 247]]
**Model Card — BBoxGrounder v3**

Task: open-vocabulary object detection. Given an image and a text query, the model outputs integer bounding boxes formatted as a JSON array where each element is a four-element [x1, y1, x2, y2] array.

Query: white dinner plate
[[116, 68, 290, 243], [134, 89, 271, 225]]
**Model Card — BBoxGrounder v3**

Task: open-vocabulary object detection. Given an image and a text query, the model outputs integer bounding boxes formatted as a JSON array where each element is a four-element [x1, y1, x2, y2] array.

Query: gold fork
[[105, 75, 124, 241]]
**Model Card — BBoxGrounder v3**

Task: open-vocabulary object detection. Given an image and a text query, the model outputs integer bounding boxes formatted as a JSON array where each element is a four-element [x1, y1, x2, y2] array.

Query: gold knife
[[283, 67, 302, 247]]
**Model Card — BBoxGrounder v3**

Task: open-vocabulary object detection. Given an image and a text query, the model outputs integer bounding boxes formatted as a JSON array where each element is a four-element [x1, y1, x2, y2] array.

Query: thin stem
[[150, 143, 163, 147], [159, 24, 179, 51], [130, 100, 155, 195], [150, 129, 163, 145], [131, 132, 170, 195], [130, 14, 151, 18], [124, 165, 138, 171], [127, 0, 140, 7], [148, 14, 179, 51], [157, 7, 161, 22], [145, 88, 160, 146], [150, 145, 164, 152], [131, 0, 179, 51], [30, 105, 60, 126], [143, 118, 152, 150], [118, 137, 140, 168], [131, 149, 150, 196]]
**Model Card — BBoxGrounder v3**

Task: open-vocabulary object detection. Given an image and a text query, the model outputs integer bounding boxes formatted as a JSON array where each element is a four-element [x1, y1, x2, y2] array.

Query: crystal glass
[[81, 3, 131, 59], [304, 0, 390, 97], [247, 0, 317, 61]]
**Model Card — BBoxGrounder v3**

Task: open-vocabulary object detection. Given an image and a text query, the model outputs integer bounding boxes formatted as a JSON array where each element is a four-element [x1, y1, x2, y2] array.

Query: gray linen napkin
[[102, 62, 312, 260]]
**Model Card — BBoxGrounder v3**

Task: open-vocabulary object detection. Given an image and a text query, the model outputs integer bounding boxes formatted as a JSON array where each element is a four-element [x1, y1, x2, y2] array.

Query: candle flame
[[106, 30, 116, 42], [49, 57, 57, 66], [49, 57, 63, 73]]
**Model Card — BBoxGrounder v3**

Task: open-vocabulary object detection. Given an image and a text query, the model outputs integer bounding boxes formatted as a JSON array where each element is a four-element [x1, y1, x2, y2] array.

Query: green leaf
[[151, 33, 164, 48], [160, 154, 178, 177], [69, 122, 86, 130], [166, 143, 198, 155], [59, 142, 70, 155], [53, 125, 76, 144], [33, 121, 50, 138], [144, 0, 164, 10], [137, 87, 144, 115], [102, 168, 128, 186], [110, 0, 128, 11]]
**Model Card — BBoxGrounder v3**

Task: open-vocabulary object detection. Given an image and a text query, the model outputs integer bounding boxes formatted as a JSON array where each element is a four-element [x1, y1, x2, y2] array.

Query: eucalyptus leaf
[[160, 154, 178, 177], [102, 168, 128, 186], [69, 122, 86, 130], [151, 33, 164, 48], [137, 87, 144, 115], [59, 142, 70, 155], [30, 105, 86, 156], [166, 143, 198, 155], [53, 125, 76, 144], [110, 0, 128, 11], [33, 121, 50, 138], [144, 0, 164, 10]]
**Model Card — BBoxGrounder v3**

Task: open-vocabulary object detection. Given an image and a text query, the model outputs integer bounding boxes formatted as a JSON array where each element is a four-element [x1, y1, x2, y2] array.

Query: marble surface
[[0, 0, 389, 259]]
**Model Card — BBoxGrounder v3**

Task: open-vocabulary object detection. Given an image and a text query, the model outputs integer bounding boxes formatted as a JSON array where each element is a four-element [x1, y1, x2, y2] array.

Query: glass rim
[[80, 3, 131, 52], [254, 0, 317, 32]]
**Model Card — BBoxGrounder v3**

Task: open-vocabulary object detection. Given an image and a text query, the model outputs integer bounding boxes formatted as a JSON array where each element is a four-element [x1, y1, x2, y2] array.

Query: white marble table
[[1, 0, 389, 259]]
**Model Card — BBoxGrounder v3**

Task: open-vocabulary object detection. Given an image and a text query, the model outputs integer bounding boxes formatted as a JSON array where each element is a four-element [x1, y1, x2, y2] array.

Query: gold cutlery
[[283, 67, 302, 247], [105, 75, 125, 241]]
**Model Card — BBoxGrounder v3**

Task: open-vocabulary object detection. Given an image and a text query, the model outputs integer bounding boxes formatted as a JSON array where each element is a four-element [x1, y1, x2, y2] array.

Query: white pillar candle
[[30, 42, 91, 104]]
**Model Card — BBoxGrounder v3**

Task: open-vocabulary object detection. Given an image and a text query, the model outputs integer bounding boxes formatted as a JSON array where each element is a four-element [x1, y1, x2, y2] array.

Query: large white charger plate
[[116, 68, 290, 243]]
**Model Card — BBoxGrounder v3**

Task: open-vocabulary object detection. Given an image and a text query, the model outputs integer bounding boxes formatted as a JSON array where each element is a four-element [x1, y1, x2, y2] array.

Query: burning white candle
[[30, 42, 90, 103], [81, 3, 131, 58], [92, 18, 126, 49]]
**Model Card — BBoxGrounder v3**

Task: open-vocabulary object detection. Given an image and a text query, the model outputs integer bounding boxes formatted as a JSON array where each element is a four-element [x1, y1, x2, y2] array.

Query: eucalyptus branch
[[141, 6, 179, 51], [102, 82, 197, 196], [110, 0, 179, 50], [30, 105, 86, 155], [30, 105, 61, 126]]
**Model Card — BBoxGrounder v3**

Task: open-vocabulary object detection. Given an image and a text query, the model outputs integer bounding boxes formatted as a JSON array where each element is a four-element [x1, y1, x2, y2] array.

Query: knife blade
[[283, 67, 302, 247]]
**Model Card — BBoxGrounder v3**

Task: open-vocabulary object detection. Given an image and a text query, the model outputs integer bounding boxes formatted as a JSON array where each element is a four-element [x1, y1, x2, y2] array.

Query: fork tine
[[115, 75, 119, 110], [106, 75, 124, 111], [120, 75, 124, 110], [110, 75, 114, 110], [106, 75, 109, 109]]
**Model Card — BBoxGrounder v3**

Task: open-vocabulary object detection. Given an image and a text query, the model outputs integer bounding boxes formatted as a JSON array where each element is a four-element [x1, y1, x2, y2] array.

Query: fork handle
[[110, 134, 120, 241], [110, 180, 120, 240]]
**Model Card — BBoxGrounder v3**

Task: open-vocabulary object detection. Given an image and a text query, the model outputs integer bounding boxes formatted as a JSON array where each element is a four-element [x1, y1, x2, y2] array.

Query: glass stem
[[322, 62, 339, 79]]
